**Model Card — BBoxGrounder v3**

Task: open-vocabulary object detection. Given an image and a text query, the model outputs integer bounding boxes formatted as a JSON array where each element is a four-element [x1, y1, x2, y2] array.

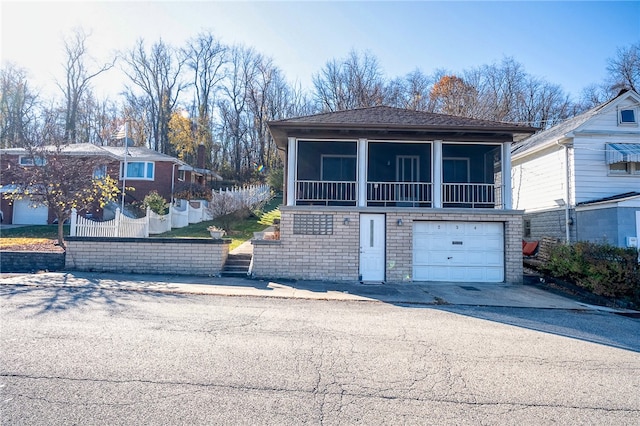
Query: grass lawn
[[1, 195, 282, 252]]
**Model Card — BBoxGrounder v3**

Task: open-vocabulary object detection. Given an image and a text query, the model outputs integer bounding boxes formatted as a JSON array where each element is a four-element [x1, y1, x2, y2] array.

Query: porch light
[[397, 219, 403, 226], [343, 217, 350, 225]]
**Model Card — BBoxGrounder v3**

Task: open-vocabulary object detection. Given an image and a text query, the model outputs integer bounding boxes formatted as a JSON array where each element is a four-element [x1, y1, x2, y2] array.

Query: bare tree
[[607, 42, 640, 93], [122, 38, 187, 154], [57, 28, 115, 144], [312, 50, 386, 111], [0, 63, 40, 148], [217, 45, 258, 177], [183, 31, 228, 168], [384, 69, 434, 110]]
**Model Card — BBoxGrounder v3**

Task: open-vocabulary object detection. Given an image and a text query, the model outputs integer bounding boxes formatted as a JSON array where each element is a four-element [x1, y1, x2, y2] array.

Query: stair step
[[221, 253, 252, 277], [220, 270, 250, 277]]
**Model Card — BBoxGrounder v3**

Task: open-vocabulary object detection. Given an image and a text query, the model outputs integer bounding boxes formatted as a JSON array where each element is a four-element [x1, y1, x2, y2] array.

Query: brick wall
[[252, 207, 523, 284], [65, 237, 229, 276], [0, 251, 66, 273]]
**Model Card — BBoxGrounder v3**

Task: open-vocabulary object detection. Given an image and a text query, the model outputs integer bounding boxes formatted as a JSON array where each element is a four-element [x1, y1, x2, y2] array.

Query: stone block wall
[[65, 237, 229, 276], [0, 251, 66, 273], [252, 207, 524, 284]]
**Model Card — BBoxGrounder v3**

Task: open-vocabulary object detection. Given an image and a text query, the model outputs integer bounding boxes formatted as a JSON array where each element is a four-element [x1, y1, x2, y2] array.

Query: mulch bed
[[1, 240, 65, 253]]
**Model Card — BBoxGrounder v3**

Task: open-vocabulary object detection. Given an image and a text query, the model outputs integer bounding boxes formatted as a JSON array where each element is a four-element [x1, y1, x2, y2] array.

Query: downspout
[[171, 163, 177, 205], [556, 139, 572, 244]]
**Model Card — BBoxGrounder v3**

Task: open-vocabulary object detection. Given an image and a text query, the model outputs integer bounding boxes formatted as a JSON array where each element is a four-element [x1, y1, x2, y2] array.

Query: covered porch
[[287, 139, 511, 209]]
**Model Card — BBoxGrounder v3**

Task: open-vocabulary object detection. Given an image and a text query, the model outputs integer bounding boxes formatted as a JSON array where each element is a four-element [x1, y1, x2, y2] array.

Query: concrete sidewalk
[[1, 270, 637, 314]]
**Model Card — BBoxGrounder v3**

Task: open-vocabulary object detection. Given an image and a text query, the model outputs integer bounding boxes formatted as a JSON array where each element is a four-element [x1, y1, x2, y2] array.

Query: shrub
[[543, 241, 640, 304], [143, 191, 169, 215], [267, 167, 284, 193], [173, 182, 211, 201]]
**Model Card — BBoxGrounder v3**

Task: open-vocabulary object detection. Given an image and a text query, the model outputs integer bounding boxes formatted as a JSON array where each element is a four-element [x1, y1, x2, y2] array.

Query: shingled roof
[[268, 105, 537, 147], [512, 89, 639, 157]]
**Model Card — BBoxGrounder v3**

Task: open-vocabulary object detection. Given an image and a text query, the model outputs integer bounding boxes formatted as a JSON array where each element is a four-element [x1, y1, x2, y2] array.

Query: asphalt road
[[1, 285, 639, 425]]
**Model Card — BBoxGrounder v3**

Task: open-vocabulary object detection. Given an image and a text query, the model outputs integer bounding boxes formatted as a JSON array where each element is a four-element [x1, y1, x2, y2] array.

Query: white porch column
[[433, 140, 443, 208], [502, 142, 512, 210], [286, 137, 296, 206], [357, 138, 367, 207]]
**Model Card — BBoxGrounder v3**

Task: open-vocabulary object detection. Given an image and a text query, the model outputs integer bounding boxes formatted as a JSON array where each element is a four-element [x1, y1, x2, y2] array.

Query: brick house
[[0, 143, 217, 224], [251, 106, 537, 283]]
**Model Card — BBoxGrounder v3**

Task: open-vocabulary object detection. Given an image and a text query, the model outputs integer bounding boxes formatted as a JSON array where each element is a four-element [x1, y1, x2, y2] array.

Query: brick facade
[[65, 237, 229, 276], [252, 207, 524, 284]]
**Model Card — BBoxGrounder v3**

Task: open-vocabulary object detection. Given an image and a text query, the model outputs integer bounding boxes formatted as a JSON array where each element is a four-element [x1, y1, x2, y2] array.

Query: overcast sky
[[2, 1, 639, 102]]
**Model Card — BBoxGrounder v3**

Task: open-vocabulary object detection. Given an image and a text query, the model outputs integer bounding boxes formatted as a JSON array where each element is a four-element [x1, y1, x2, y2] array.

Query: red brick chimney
[[197, 144, 206, 169]]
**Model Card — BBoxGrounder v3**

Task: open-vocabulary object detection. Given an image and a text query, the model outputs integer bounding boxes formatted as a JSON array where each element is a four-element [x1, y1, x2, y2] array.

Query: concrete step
[[221, 253, 252, 277]]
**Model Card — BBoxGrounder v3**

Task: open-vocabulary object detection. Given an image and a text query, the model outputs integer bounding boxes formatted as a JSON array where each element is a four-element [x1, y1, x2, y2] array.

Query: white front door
[[359, 214, 385, 282]]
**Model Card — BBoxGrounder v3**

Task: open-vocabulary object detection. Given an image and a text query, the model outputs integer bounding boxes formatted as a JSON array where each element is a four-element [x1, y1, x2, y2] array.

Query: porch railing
[[294, 180, 501, 208], [367, 182, 432, 207], [442, 183, 499, 208], [296, 180, 357, 205]]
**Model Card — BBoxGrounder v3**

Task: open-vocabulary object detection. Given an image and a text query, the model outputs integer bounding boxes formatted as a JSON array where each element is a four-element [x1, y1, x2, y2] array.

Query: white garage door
[[13, 198, 49, 225], [413, 221, 504, 283]]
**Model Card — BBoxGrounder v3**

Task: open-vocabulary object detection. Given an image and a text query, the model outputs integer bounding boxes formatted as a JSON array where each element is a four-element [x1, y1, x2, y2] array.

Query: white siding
[[513, 94, 640, 211], [573, 135, 640, 203], [512, 145, 568, 212]]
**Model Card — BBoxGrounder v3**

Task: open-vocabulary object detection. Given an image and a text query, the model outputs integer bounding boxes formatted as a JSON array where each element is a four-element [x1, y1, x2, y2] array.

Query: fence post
[[114, 208, 121, 237], [70, 208, 77, 237], [145, 206, 150, 237]]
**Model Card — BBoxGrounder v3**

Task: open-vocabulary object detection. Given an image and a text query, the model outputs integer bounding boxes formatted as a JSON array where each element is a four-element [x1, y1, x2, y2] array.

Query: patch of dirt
[[1, 240, 65, 253]]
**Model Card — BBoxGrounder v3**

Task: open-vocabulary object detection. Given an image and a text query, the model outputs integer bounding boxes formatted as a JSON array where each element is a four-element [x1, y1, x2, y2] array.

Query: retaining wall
[[0, 251, 66, 273], [65, 237, 229, 276]]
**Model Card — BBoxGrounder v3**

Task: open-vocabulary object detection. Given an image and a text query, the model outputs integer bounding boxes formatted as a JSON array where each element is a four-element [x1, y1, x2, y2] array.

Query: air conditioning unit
[[626, 236, 638, 248]]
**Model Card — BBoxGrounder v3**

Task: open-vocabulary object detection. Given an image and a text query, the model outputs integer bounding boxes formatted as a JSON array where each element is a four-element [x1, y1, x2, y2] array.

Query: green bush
[[267, 167, 284, 193], [143, 191, 169, 215], [543, 241, 640, 303]]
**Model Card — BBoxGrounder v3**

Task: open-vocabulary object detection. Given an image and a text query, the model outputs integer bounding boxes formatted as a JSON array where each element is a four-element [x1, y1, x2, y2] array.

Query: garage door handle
[[452, 241, 463, 245], [447, 256, 453, 260]]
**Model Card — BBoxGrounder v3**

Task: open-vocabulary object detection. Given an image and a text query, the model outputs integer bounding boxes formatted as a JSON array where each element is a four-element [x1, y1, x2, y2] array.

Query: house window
[[619, 108, 638, 125], [18, 155, 46, 166], [523, 219, 531, 238], [121, 161, 154, 180], [178, 170, 186, 181], [93, 165, 107, 179], [321, 155, 356, 181], [443, 158, 470, 182], [609, 161, 640, 175]]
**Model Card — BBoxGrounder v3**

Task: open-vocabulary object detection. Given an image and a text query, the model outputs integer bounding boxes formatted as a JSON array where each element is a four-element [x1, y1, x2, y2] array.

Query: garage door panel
[[13, 199, 48, 225], [413, 221, 504, 283]]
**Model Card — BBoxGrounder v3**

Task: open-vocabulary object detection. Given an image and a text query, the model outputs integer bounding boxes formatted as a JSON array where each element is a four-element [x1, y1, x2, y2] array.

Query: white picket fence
[[70, 184, 272, 237], [70, 208, 150, 238]]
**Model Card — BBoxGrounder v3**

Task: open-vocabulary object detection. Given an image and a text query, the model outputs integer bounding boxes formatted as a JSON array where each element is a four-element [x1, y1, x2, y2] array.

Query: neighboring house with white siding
[[511, 89, 640, 248]]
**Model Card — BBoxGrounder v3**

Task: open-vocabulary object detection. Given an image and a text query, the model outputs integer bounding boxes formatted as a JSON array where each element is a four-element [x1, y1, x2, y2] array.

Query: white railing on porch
[[442, 183, 499, 207], [296, 180, 356, 204], [367, 182, 433, 206], [70, 207, 149, 238]]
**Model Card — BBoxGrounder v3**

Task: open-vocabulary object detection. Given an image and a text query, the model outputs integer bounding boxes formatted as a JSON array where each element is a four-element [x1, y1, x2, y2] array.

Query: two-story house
[[0, 143, 216, 225], [512, 89, 640, 248], [251, 106, 536, 284]]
